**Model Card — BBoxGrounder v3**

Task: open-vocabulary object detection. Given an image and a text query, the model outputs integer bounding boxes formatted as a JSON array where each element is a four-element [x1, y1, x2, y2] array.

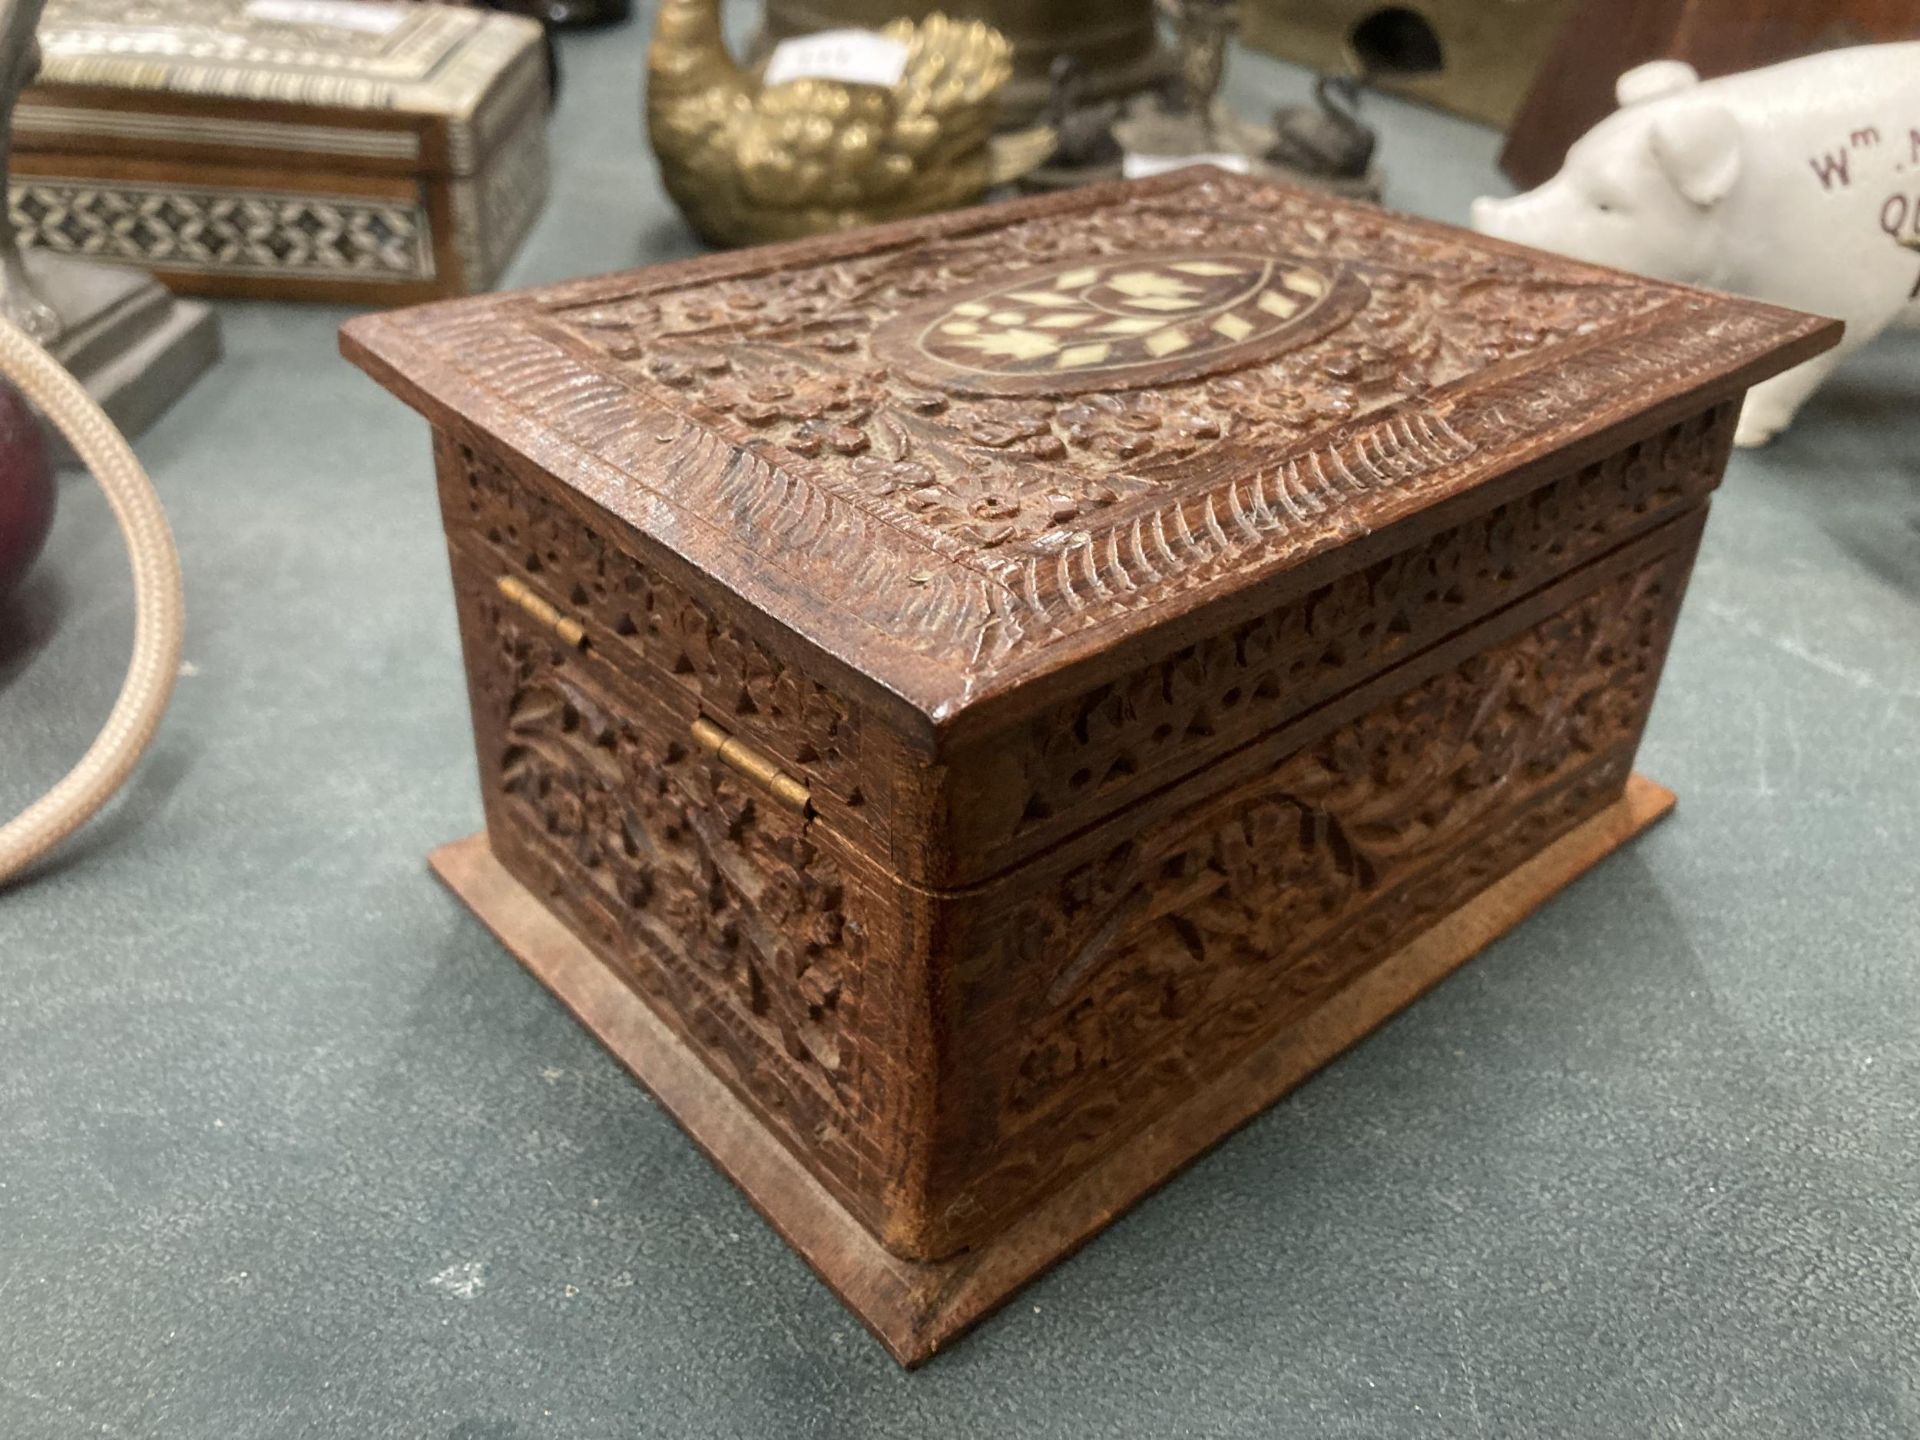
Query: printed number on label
[[763, 30, 909, 88]]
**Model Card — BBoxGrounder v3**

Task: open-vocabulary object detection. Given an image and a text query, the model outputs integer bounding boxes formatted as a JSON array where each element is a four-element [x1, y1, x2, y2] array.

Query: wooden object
[[340, 169, 1836, 1365], [1499, 0, 1920, 187], [429, 773, 1675, 1365], [1243, 0, 1576, 128], [13, 0, 550, 305]]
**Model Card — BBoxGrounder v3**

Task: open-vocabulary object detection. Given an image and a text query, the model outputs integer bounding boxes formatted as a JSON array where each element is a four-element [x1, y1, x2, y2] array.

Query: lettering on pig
[[1808, 125, 1886, 188], [1877, 181, 1920, 296]]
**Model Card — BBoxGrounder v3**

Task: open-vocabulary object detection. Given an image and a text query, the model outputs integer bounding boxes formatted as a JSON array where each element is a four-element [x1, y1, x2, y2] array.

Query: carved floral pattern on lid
[[548, 177, 1670, 559], [332, 168, 1824, 701]]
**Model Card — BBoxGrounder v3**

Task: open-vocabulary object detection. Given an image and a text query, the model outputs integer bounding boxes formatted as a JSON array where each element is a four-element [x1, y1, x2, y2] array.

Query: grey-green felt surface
[[3, 13, 1918, 1438]]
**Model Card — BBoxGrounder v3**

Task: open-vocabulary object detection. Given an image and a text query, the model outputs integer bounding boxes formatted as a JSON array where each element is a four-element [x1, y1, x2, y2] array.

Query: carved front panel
[[945, 403, 1735, 875], [923, 534, 1698, 1252], [447, 556, 905, 1229]]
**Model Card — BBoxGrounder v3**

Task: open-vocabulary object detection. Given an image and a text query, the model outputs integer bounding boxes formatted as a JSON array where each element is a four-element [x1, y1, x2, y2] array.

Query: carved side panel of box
[[434, 437, 932, 1245], [918, 519, 1703, 1255]]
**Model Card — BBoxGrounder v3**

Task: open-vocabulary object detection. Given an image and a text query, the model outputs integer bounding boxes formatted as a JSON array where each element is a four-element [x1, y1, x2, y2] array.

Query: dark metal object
[[1110, 0, 1384, 201], [1021, 54, 1124, 191], [1046, 56, 1123, 168], [1268, 73, 1378, 182], [492, 0, 626, 31], [1157, 0, 1239, 145]]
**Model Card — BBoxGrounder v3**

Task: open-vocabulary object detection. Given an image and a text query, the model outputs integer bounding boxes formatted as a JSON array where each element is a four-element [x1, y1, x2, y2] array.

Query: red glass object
[[0, 378, 54, 600]]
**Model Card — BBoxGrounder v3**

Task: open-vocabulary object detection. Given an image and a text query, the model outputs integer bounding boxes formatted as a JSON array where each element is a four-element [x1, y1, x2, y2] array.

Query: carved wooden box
[[16, 0, 549, 305], [341, 169, 1835, 1365]]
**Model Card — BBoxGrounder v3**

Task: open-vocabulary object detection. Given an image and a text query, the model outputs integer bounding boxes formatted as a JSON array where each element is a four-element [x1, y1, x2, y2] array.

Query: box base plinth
[[429, 773, 1675, 1368]]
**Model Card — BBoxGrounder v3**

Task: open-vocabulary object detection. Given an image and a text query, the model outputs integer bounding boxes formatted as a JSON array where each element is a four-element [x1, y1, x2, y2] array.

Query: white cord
[[0, 311, 183, 886]]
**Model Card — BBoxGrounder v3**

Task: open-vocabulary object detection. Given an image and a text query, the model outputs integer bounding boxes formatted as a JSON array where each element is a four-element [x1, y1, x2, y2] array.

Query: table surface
[[4, 14, 1918, 1439]]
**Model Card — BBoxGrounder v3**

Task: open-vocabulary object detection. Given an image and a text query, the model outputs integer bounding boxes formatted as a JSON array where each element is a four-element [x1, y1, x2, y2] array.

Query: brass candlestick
[[1159, 0, 1237, 146]]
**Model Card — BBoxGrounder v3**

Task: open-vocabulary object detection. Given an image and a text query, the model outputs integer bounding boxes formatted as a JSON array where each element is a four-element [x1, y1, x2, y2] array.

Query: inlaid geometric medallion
[[873, 250, 1370, 397]]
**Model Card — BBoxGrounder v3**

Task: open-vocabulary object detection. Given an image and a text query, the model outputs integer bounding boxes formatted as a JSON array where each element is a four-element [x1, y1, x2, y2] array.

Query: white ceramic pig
[[1473, 44, 1920, 447]]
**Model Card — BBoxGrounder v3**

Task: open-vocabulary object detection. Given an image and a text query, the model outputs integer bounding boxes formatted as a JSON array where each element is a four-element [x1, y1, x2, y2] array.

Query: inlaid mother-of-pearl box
[[18, 0, 548, 304], [342, 169, 1834, 1365]]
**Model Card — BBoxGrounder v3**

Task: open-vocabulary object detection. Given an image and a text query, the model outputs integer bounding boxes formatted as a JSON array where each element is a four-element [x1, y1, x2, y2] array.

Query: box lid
[[341, 169, 1837, 746], [21, 0, 542, 176]]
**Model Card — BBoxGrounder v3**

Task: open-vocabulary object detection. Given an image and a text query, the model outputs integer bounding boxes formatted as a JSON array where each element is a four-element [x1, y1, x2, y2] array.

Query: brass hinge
[[690, 717, 812, 816], [496, 574, 588, 649]]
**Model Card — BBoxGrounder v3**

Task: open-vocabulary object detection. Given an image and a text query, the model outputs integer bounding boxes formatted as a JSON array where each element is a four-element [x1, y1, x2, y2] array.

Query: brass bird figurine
[[646, 0, 1054, 248]]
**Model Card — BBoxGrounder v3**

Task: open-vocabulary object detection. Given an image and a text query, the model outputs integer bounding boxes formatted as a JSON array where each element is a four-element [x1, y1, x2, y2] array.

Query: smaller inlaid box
[[342, 169, 1834, 1365], [16, 0, 549, 304]]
